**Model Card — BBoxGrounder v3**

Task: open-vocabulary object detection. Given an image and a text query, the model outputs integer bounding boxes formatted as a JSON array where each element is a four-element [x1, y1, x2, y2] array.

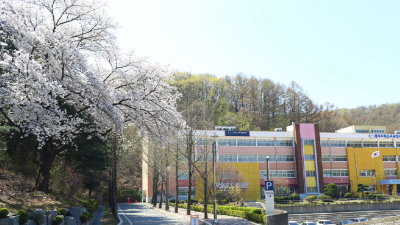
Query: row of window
[[219, 154, 295, 162], [177, 188, 195, 196], [358, 169, 398, 177], [320, 140, 397, 147], [259, 170, 296, 178], [307, 187, 318, 193], [322, 155, 347, 162], [217, 139, 293, 147], [323, 170, 349, 177]]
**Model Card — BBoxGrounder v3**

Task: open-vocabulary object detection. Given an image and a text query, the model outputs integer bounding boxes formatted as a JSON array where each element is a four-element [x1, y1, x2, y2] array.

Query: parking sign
[[265, 181, 274, 191], [264, 181, 274, 215]]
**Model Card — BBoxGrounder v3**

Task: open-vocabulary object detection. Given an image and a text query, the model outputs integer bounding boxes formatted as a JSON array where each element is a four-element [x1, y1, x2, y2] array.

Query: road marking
[[117, 204, 132, 225]]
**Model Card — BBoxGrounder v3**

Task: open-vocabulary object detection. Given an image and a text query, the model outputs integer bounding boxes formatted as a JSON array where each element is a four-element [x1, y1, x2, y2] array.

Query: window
[[304, 140, 314, 145], [372, 129, 385, 133], [219, 155, 237, 162], [366, 185, 376, 192], [347, 141, 362, 147], [359, 170, 375, 177], [237, 139, 256, 146], [220, 171, 238, 179], [196, 139, 212, 146], [332, 170, 348, 177], [383, 155, 396, 162], [385, 169, 398, 176], [356, 129, 369, 133], [331, 155, 347, 161], [261, 170, 295, 178], [238, 155, 257, 162], [178, 188, 195, 196], [178, 171, 189, 180], [323, 170, 332, 177], [276, 155, 294, 162], [304, 155, 315, 160], [307, 187, 318, 193], [380, 141, 394, 147], [218, 139, 236, 146], [306, 171, 316, 177], [276, 140, 293, 146], [257, 139, 274, 146], [330, 141, 346, 147], [321, 141, 329, 147], [258, 155, 276, 162], [363, 141, 378, 147], [322, 155, 330, 161]]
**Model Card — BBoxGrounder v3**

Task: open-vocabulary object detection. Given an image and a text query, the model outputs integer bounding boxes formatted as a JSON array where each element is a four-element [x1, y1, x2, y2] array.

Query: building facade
[[142, 123, 400, 202]]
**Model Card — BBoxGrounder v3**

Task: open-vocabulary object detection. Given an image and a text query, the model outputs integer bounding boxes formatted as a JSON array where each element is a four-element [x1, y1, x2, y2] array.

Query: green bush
[[0, 208, 9, 219], [344, 193, 353, 198], [289, 193, 300, 200], [318, 195, 332, 202], [53, 216, 64, 225], [83, 212, 89, 217], [80, 214, 89, 223], [57, 209, 67, 216], [305, 195, 317, 203], [17, 209, 29, 225], [169, 199, 176, 203]]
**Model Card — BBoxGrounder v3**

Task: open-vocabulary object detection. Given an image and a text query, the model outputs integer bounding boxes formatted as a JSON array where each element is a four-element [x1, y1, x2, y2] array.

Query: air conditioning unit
[[222, 126, 229, 131], [275, 128, 282, 132], [395, 131, 400, 134], [215, 126, 222, 130], [229, 127, 236, 131]]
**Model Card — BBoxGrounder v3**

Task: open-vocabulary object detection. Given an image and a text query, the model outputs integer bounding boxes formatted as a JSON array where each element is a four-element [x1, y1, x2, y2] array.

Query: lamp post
[[265, 156, 270, 181], [166, 166, 171, 212], [212, 135, 218, 224]]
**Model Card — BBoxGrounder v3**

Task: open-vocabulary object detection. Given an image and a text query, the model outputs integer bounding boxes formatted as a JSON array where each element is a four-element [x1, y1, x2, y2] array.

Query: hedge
[[169, 203, 266, 224]]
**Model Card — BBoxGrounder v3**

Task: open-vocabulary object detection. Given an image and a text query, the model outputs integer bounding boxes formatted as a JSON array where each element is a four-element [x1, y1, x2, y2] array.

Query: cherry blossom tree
[[0, 0, 182, 192]]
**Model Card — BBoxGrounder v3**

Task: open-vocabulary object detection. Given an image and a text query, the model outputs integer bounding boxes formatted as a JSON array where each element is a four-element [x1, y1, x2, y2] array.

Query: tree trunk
[[38, 137, 56, 192], [165, 174, 169, 211], [159, 181, 163, 208], [187, 162, 192, 215], [152, 175, 157, 206], [204, 177, 208, 219], [175, 152, 179, 213], [89, 189, 92, 198]]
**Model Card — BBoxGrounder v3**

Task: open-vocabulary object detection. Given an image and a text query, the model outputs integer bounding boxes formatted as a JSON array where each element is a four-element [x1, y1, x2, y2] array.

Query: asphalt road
[[117, 203, 189, 225]]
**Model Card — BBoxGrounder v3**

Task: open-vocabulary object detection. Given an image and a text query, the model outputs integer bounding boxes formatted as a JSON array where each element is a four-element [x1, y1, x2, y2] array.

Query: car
[[348, 218, 368, 223], [316, 220, 334, 224], [289, 222, 300, 225], [301, 222, 317, 225], [334, 221, 354, 225]]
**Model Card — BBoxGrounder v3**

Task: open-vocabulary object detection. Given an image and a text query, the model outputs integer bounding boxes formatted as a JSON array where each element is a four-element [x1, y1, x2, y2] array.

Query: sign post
[[190, 215, 199, 225], [264, 181, 274, 215]]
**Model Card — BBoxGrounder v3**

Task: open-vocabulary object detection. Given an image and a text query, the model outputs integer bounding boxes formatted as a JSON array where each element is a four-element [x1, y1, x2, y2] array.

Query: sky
[[104, 0, 400, 109]]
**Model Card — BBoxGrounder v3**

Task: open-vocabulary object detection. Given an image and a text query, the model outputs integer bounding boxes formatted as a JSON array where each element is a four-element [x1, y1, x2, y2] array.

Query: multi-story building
[[142, 123, 400, 202]]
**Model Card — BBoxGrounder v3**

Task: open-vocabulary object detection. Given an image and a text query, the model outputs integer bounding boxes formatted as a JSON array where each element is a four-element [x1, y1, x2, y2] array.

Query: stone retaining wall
[[265, 210, 288, 225]]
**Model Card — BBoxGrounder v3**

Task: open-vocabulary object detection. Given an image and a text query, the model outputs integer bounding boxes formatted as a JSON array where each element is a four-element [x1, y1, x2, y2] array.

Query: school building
[[142, 123, 400, 201]]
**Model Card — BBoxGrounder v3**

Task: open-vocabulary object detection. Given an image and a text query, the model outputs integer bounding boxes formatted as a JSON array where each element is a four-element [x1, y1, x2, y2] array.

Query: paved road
[[117, 203, 189, 225], [92, 206, 104, 225]]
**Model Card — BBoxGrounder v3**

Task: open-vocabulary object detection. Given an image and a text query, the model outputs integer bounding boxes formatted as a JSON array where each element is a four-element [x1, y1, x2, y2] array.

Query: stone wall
[[276, 202, 400, 214], [265, 210, 288, 225]]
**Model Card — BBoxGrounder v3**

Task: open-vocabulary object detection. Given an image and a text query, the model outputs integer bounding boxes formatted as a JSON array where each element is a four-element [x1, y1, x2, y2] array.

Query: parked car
[[334, 221, 354, 225], [348, 218, 367, 223], [301, 222, 317, 225], [316, 220, 334, 224], [289, 222, 300, 225]]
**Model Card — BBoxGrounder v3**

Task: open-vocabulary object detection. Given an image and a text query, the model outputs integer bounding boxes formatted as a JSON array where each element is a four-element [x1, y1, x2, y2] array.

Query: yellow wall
[[195, 162, 260, 201], [305, 161, 316, 171], [306, 177, 317, 187], [304, 145, 315, 155], [347, 147, 399, 195]]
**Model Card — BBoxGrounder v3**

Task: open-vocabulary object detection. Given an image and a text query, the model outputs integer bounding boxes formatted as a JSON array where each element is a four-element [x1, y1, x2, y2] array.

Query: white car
[[301, 222, 317, 225], [316, 220, 334, 224], [289, 222, 300, 225]]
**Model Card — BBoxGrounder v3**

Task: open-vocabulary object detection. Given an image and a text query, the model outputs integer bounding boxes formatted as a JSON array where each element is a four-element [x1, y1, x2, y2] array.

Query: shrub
[[57, 209, 67, 216], [344, 193, 353, 198], [0, 208, 9, 219], [31, 211, 45, 225], [305, 195, 317, 203], [318, 195, 332, 202], [169, 199, 176, 203], [289, 193, 300, 200], [80, 214, 89, 223], [198, 199, 204, 204], [53, 216, 64, 225], [17, 209, 29, 225], [83, 212, 89, 217]]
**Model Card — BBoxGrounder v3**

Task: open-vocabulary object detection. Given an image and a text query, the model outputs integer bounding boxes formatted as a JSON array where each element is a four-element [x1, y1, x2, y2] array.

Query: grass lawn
[[101, 205, 119, 225]]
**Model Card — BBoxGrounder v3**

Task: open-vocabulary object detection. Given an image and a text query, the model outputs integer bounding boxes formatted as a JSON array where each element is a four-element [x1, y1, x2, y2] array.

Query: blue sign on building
[[379, 179, 400, 185], [369, 134, 400, 139], [225, 131, 250, 136], [265, 181, 274, 191]]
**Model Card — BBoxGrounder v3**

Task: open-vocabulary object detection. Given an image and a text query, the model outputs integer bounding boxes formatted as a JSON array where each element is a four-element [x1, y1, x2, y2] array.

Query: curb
[[148, 204, 212, 225]]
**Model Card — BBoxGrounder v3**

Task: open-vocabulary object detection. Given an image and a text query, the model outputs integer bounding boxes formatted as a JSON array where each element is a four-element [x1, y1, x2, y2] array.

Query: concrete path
[[117, 203, 188, 225], [92, 206, 104, 225]]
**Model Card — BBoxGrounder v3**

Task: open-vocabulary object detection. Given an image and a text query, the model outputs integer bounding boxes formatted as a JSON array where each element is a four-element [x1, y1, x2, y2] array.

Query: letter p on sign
[[265, 181, 274, 191]]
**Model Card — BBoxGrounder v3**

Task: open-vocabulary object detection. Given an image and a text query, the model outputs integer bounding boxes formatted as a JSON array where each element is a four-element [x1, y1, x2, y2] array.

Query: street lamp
[[212, 134, 218, 224], [265, 156, 270, 181], [166, 166, 171, 212]]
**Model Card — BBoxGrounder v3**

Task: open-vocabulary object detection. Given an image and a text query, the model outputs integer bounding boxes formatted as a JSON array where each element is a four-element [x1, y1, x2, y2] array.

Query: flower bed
[[170, 203, 266, 224]]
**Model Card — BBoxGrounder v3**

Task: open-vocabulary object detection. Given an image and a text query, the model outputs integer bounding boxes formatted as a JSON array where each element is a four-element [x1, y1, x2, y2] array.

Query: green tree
[[324, 183, 339, 197], [357, 184, 368, 198]]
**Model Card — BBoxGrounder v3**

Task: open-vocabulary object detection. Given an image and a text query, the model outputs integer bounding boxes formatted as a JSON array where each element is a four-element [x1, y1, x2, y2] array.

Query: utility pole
[[266, 156, 270, 181], [212, 137, 218, 224]]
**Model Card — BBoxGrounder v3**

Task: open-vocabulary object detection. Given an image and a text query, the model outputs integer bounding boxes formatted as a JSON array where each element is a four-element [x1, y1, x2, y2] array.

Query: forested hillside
[[172, 72, 351, 132]]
